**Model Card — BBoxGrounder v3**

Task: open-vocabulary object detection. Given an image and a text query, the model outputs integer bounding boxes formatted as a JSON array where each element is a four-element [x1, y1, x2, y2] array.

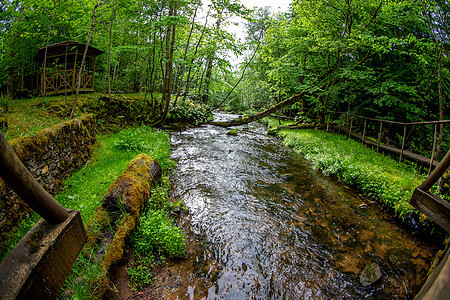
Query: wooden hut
[[34, 41, 104, 96]]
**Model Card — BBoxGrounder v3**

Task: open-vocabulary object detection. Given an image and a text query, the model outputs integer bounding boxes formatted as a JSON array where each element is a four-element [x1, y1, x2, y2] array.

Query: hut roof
[[34, 40, 104, 64]]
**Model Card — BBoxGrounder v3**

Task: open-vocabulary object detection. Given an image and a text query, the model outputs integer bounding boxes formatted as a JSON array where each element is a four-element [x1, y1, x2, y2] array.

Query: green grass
[[58, 126, 176, 298], [56, 125, 174, 223], [265, 118, 426, 221], [3, 97, 66, 140]]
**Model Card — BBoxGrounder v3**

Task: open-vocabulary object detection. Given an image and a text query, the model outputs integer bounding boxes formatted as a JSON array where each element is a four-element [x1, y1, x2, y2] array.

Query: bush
[[168, 99, 212, 125], [132, 209, 186, 258]]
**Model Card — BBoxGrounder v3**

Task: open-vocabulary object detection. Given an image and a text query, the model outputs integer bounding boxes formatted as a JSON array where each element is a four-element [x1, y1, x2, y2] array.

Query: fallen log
[[210, 91, 306, 127], [101, 153, 162, 218], [98, 153, 162, 276]]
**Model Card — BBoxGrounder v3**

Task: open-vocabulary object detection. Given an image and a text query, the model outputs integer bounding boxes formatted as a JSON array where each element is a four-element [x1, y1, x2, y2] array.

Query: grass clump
[[265, 118, 426, 221], [132, 209, 186, 259]]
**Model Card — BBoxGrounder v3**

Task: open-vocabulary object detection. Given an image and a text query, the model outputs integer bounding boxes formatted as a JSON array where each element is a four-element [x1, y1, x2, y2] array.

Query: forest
[[1, 0, 450, 298], [0, 0, 449, 157]]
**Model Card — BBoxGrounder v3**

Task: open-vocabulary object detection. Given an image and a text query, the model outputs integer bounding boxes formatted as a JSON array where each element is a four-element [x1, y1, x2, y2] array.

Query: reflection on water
[[164, 113, 436, 299]]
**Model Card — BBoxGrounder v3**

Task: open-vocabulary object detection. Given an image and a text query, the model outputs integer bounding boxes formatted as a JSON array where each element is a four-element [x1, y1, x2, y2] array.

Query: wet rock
[[360, 263, 382, 286], [311, 225, 332, 245], [226, 129, 238, 136], [358, 204, 368, 210], [355, 203, 369, 216]]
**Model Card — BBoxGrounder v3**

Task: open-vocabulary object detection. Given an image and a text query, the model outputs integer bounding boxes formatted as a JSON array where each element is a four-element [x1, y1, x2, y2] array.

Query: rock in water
[[360, 263, 382, 286], [226, 129, 238, 136]]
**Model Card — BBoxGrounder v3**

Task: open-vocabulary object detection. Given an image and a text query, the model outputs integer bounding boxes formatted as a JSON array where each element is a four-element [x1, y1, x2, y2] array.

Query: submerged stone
[[226, 129, 238, 136], [360, 263, 382, 286]]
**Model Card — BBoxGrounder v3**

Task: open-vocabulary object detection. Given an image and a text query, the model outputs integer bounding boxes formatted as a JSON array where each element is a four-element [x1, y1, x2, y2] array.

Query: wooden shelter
[[34, 41, 104, 96]]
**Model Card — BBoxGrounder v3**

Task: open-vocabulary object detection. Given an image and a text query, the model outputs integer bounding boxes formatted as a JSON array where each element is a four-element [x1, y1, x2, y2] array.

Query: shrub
[[168, 99, 212, 125], [132, 209, 186, 258]]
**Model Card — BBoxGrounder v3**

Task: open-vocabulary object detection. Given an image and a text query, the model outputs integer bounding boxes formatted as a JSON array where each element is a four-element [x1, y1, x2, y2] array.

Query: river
[[163, 113, 436, 299]]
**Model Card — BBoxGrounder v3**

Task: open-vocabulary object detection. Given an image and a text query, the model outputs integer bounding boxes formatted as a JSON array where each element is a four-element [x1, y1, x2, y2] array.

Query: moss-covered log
[[93, 153, 162, 295], [101, 153, 162, 218]]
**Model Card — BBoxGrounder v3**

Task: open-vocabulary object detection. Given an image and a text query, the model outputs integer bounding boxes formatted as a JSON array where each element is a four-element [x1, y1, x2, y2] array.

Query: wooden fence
[[326, 112, 450, 172]]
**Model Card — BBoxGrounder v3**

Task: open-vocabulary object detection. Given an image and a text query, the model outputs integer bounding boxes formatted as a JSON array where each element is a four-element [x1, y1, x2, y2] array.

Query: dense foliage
[[0, 0, 448, 150]]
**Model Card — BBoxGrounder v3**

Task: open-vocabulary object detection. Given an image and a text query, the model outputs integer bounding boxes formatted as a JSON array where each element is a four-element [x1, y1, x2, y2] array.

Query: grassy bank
[[264, 118, 431, 226], [1, 125, 186, 298], [57, 126, 183, 298]]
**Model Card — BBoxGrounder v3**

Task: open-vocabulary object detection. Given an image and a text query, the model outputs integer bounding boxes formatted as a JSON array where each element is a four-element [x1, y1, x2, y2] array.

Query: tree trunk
[[42, 2, 57, 97], [201, 57, 214, 104], [152, 1, 177, 125], [107, 0, 115, 98], [435, 51, 444, 160], [70, 0, 101, 119], [201, 18, 222, 104], [183, 9, 210, 101], [174, 4, 199, 106]]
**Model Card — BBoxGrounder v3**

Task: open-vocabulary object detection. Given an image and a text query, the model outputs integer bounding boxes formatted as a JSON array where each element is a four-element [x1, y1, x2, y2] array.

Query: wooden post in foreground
[[0, 130, 86, 299], [0, 130, 68, 223]]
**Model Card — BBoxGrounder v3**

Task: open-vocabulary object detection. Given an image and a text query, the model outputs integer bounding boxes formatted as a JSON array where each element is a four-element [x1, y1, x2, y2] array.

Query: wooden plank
[[0, 210, 86, 300], [362, 119, 367, 145], [414, 244, 450, 300], [410, 188, 450, 233], [377, 121, 383, 152], [429, 124, 438, 176]]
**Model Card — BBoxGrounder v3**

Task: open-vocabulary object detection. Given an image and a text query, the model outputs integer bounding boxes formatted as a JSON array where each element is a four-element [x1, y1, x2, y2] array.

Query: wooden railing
[[41, 69, 95, 95], [326, 111, 450, 171], [410, 150, 450, 299]]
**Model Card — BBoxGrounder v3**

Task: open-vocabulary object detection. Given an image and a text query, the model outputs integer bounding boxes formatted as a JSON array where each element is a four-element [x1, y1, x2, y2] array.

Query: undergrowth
[[264, 118, 428, 223], [126, 174, 186, 291]]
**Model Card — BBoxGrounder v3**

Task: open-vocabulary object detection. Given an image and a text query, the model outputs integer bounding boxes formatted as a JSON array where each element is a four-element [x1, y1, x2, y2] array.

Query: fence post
[[377, 121, 383, 153], [362, 118, 367, 145], [326, 113, 331, 132], [345, 112, 349, 138], [348, 117, 353, 139], [399, 124, 407, 162], [429, 123, 438, 176]]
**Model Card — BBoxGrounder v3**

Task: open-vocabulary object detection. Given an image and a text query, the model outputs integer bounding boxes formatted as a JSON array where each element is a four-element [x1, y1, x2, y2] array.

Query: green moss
[[85, 208, 111, 247], [226, 129, 239, 136], [101, 214, 136, 274]]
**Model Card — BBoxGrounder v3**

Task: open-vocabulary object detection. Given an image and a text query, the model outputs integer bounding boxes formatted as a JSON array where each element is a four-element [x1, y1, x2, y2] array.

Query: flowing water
[[164, 113, 437, 299]]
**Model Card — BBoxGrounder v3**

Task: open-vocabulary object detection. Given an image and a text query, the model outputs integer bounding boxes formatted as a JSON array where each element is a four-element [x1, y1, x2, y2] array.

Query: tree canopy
[[0, 0, 448, 154]]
